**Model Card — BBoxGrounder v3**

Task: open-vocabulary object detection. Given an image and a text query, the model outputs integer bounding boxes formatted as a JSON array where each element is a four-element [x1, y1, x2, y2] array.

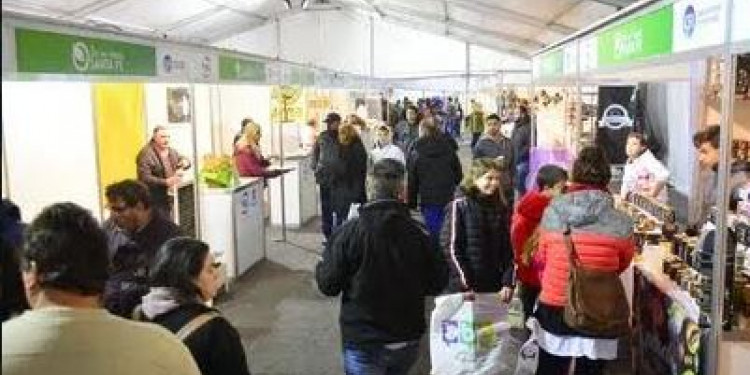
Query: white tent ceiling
[[2, 0, 637, 77]]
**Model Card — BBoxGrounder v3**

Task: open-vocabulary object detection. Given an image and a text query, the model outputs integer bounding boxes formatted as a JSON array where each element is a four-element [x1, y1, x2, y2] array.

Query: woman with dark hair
[[534, 146, 635, 375], [137, 237, 251, 375], [440, 158, 514, 302], [330, 122, 368, 227]]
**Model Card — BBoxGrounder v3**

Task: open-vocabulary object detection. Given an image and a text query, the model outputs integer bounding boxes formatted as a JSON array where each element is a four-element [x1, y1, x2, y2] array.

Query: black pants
[[320, 185, 334, 240], [518, 283, 540, 324], [536, 348, 605, 375]]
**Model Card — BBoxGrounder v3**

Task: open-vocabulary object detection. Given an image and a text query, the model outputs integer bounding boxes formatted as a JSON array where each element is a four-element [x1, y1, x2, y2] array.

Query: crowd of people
[[2, 93, 745, 375]]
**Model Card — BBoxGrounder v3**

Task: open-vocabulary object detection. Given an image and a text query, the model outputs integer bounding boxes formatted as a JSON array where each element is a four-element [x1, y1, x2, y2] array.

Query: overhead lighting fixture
[[301, 0, 310, 10], [283, 0, 292, 10]]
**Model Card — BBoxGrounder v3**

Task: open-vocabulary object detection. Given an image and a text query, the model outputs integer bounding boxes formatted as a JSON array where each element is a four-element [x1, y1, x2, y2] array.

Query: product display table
[[200, 177, 265, 286]]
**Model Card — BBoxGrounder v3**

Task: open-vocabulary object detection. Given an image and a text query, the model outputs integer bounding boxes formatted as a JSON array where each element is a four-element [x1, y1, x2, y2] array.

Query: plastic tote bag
[[430, 293, 516, 375], [513, 318, 540, 375]]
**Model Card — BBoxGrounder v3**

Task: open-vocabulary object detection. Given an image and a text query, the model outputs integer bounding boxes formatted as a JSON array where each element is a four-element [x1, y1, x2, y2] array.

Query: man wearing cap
[[312, 112, 343, 241], [315, 159, 448, 374]]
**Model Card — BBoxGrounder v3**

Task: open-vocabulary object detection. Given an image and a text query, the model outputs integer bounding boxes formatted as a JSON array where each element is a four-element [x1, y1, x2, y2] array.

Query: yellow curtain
[[93, 83, 146, 200]]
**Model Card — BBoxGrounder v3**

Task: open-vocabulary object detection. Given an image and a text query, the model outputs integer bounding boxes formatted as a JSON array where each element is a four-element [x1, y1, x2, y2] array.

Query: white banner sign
[[734, 0, 750, 42], [579, 36, 598, 73], [673, 0, 726, 52], [563, 43, 578, 75], [156, 47, 217, 82]]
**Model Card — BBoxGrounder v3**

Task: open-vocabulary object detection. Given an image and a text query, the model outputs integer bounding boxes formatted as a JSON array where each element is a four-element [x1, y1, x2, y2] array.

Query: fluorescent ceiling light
[[301, 0, 310, 9], [283, 0, 292, 10]]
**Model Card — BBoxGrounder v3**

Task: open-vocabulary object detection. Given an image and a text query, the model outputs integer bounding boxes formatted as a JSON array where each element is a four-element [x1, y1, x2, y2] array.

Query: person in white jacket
[[621, 132, 670, 202], [370, 124, 405, 166]]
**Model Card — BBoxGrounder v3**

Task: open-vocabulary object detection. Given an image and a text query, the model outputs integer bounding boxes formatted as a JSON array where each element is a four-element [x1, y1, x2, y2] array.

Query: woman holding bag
[[440, 158, 515, 300], [534, 146, 635, 375]]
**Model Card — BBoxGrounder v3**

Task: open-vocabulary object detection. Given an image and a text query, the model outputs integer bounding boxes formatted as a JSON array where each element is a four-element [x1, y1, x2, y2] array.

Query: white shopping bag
[[513, 318, 540, 375], [430, 293, 516, 375]]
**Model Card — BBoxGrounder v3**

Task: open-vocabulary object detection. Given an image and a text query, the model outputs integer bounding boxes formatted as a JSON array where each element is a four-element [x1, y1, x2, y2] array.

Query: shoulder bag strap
[[563, 223, 579, 268], [176, 311, 221, 341]]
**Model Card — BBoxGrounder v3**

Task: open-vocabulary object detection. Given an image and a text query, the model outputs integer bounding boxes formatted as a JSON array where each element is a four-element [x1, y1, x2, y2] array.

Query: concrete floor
[[216, 140, 633, 375]]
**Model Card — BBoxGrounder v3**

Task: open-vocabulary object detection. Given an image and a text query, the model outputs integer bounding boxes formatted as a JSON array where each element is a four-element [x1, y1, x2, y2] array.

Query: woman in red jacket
[[510, 164, 568, 325], [234, 120, 282, 179], [535, 146, 634, 375]]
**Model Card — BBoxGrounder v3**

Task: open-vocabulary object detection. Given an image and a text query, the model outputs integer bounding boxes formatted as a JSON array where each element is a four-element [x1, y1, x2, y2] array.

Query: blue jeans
[[343, 341, 420, 375], [515, 161, 530, 196], [420, 204, 446, 251]]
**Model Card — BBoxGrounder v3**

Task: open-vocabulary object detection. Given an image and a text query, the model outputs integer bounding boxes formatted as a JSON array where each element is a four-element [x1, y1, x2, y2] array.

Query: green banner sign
[[540, 49, 564, 78], [15, 28, 156, 76], [219, 55, 266, 82], [598, 5, 673, 67]]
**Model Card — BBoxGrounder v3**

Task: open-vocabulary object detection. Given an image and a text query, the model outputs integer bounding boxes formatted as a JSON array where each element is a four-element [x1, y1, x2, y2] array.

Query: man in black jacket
[[312, 112, 342, 241], [315, 159, 448, 375], [511, 105, 532, 195]]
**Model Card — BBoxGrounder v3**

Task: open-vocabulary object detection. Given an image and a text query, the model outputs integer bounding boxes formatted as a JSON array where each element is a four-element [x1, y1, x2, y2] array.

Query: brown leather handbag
[[562, 225, 631, 337]]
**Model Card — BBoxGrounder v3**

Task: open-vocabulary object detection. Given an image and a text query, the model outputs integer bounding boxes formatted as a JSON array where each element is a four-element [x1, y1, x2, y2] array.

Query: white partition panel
[[2, 81, 101, 221], [217, 85, 272, 156], [194, 84, 214, 167]]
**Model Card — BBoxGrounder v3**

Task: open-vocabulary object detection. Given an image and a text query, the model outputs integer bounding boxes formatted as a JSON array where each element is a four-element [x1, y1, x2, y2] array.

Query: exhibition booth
[[531, 0, 750, 373], [0, 17, 365, 285]]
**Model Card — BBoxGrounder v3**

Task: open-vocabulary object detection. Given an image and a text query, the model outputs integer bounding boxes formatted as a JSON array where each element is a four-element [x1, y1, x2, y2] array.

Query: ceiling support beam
[[377, 2, 545, 50], [415, 0, 576, 35], [341, 8, 530, 58], [586, 0, 635, 9]]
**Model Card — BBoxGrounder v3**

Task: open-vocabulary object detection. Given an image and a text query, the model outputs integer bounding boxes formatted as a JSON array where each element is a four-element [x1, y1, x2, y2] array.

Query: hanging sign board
[[287, 66, 315, 86], [271, 85, 303, 123], [563, 43, 578, 76], [265, 62, 282, 84], [539, 49, 564, 78], [15, 28, 156, 76], [734, 0, 750, 42], [598, 5, 674, 67], [156, 47, 217, 82], [672, 0, 726, 53], [579, 36, 599, 72], [218, 55, 266, 82]]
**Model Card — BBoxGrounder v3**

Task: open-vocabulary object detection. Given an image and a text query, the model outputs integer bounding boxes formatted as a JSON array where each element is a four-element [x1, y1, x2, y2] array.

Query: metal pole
[[189, 83, 202, 239], [707, 1, 736, 374], [277, 96, 288, 242]]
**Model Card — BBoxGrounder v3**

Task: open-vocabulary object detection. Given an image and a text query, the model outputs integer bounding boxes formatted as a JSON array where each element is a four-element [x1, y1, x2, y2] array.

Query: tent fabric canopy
[[2, 0, 636, 77]]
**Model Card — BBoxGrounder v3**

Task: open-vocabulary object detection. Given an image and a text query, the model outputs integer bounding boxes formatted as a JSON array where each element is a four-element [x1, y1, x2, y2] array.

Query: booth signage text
[[672, 0, 725, 52], [598, 5, 674, 66], [15, 28, 156, 76], [219, 55, 266, 82]]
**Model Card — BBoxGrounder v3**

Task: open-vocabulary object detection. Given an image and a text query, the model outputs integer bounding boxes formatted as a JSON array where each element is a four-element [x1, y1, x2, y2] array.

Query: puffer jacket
[[510, 190, 552, 287], [407, 136, 462, 207], [537, 187, 635, 307], [440, 189, 514, 293]]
